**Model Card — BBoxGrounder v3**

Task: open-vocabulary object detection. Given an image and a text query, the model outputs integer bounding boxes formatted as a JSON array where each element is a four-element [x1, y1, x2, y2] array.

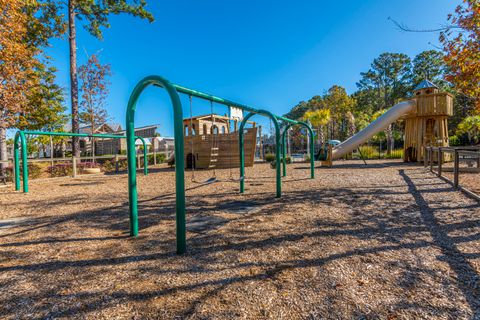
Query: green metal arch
[[125, 75, 186, 254], [280, 121, 315, 178], [239, 111, 282, 198]]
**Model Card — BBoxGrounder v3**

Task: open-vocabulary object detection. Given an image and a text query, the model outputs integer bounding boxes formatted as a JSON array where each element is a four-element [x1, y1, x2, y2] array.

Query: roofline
[[183, 113, 256, 124], [116, 124, 160, 132]]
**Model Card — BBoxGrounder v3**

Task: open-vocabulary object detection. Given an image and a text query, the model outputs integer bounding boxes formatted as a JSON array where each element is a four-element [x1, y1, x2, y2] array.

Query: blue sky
[[46, 0, 458, 136]]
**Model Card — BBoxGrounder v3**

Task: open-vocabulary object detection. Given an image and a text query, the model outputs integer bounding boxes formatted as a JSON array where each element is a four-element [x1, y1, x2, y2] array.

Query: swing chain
[[189, 95, 196, 182]]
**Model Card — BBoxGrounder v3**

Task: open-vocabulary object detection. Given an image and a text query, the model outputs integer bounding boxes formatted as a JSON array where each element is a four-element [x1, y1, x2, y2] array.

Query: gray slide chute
[[331, 100, 416, 160]]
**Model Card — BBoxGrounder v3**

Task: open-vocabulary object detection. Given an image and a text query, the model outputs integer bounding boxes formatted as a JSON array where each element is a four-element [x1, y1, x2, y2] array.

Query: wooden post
[[429, 148, 433, 172], [10, 158, 15, 187], [454, 149, 459, 188], [424, 146, 428, 167], [153, 145, 157, 166], [72, 156, 77, 178], [258, 125, 263, 160], [437, 147, 442, 177], [115, 154, 119, 174]]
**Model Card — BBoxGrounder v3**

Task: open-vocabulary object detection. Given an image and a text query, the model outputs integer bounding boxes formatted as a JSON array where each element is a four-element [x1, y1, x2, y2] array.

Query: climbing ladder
[[208, 141, 219, 169]]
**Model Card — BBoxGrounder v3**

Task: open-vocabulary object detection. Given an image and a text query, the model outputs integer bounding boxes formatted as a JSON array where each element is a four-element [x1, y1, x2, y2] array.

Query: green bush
[[3, 166, 14, 182], [148, 153, 166, 165], [4, 163, 42, 181], [449, 135, 461, 146], [352, 146, 403, 160], [47, 163, 73, 177], [27, 163, 42, 179], [356, 145, 378, 158], [102, 158, 128, 173], [269, 157, 291, 168], [384, 149, 403, 159], [265, 153, 275, 162]]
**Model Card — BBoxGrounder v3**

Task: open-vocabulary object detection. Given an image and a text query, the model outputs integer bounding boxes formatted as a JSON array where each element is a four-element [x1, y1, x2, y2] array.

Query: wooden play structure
[[183, 114, 257, 169], [316, 80, 453, 166], [403, 80, 454, 162]]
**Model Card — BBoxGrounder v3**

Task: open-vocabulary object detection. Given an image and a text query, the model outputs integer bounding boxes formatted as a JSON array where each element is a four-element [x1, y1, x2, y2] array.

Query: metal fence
[[347, 139, 404, 160], [426, 146, 480, 201]]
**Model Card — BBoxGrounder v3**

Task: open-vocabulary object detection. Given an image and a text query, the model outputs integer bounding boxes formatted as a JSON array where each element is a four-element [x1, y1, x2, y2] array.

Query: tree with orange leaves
[[440, 0, 480, 109], [0, 0, 65, 172], [0, 0, 38, 170]]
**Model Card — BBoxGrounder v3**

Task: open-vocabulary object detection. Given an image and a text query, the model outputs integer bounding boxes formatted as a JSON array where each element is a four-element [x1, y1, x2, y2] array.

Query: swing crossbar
[[159, 83, 294, 124]]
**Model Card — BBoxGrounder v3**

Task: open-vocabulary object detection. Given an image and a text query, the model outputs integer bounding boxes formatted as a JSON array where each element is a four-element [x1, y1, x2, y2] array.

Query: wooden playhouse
[[183, 114, 257, 169], [403, 80, 454, 162]]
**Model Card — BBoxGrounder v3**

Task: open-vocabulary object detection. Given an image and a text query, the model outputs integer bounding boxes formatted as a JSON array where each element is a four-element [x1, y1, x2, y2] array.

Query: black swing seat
[[204, 177, 217, 184]]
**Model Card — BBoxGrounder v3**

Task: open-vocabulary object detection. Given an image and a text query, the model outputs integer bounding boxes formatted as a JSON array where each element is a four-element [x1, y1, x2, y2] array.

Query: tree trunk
[[61, 141, 66, 158], [0, 124, 7, 174], [92, 138, 95, 163], [69, 0, 80, 157], [386, 124, 393, 155], [319, 125, 325, 147]]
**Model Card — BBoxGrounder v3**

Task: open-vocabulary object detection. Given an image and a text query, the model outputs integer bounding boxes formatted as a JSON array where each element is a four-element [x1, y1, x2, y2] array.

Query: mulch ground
[[441, 161, 480, 195], [0, 160, 479, 319]]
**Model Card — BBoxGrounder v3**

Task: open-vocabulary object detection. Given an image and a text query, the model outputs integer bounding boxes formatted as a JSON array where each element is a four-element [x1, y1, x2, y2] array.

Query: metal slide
[[331, 100, 416, 160]]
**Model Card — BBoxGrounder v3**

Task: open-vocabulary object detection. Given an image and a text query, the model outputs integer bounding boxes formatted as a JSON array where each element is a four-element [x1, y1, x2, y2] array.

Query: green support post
[[135, 136, 149, 176], [239, 110, 282, 198], [281, 124, 291, 177], [125, 75, 186, 254], [14, 131, 28, 192]]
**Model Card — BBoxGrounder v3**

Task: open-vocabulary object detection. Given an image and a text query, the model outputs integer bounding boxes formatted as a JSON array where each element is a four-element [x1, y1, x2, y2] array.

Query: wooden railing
[[425, 146, 480, 200]]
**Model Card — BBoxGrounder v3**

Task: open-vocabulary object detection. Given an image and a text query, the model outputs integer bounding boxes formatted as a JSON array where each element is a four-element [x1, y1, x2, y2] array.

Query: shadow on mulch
[[400, 169, 480, 315], [1, 167, 479, 318]]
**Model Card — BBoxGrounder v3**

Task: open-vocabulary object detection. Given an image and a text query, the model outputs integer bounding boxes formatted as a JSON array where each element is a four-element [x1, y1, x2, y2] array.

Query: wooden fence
[[425, 146, 480, 201]]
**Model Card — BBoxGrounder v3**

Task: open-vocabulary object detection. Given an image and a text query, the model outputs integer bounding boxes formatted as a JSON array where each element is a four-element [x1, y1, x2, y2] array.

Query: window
[[211, 125, 219, 135], [203, 124, 208, 135], [184, 125, 189, 136]]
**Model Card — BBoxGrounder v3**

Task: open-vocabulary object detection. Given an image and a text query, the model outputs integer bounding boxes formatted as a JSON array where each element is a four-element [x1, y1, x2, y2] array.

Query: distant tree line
[[284, 50, 477, 151]]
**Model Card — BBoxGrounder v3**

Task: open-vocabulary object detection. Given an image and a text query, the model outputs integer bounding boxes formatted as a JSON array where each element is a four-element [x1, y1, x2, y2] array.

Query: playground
[[1, 1, 479, 318], [1, 161, 479, 318]]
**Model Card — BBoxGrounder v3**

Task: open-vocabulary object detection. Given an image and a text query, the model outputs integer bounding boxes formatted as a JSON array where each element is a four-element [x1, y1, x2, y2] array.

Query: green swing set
[[125, 74, 315, 254]]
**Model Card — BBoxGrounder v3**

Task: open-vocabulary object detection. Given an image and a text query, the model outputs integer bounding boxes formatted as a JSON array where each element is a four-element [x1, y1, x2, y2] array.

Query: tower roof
[[414, 80, 438, 91]]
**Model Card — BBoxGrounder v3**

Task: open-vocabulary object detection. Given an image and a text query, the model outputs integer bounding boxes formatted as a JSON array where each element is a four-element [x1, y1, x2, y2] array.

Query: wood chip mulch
[[0, 160, 479, 319]]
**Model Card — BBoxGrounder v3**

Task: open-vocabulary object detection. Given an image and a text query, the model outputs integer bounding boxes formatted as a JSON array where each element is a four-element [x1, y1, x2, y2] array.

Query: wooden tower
[[403, 80, 453, 162], [183, 114, 257, 169]]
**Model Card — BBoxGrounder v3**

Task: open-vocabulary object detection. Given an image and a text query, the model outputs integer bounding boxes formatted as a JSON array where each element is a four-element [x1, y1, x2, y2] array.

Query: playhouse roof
[[414, 80, 438, 91], [184, 114, 230, 122], [183, 113, 256, 124]]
